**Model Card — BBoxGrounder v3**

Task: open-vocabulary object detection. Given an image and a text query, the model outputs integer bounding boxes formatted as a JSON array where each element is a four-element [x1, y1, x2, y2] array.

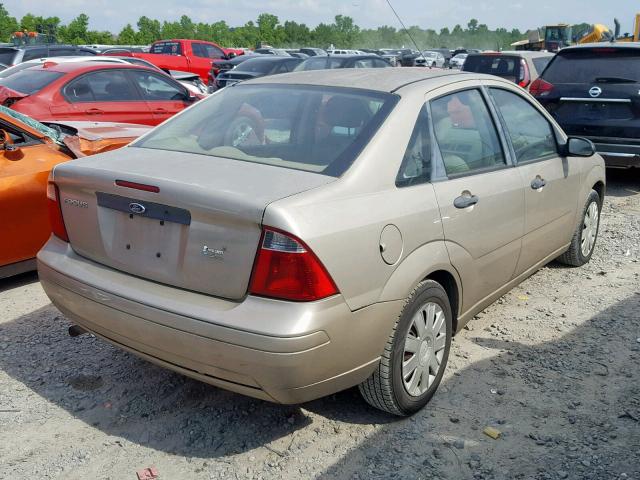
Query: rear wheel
[[359, 280, 452, 416], [557, 189, 601, 266]]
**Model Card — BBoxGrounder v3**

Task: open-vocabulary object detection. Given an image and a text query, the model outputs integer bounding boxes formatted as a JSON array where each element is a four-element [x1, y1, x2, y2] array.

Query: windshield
[[295, 57, 344, 71], [0, 105, 62, 143], [236, 59, 279, 74], [0, 69, 64, 94], [543, 48, 640, 83], [134, 84, 398, 176], [463, 55, 519, 82]]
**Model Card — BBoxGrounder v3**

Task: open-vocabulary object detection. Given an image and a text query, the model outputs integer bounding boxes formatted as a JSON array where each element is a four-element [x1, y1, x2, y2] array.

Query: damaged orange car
[[0, 107, 150, 278]]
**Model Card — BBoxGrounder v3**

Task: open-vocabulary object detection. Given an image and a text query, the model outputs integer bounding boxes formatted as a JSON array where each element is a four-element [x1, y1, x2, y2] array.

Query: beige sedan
[[38, 69, 605, 415]]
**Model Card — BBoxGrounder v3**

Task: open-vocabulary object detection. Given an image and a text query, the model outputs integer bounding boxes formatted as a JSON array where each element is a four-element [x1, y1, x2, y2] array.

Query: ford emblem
[[129, 202, 146, 214], [589, 86, 602, 98]]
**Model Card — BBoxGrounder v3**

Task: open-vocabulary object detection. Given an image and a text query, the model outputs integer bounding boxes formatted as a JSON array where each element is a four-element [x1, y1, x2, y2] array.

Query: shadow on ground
[[314, 294, 640, 480]]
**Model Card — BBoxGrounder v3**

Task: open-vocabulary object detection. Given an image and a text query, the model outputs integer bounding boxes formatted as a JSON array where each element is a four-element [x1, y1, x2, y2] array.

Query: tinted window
[[0, 62, 36, 79], [237, 59, 282, 74], [50, 48, 77, 57], [354, 59, 375, 68], [22, 48, 47, 61], [65, 70, 140, 102], [463, 55, 519, 82], [397, 105, 431, 187], [128, 71, 185, 101], [150, 42, 181, 55], [0, 70, 64, 94], [135, 85, 397, 176], [431, 89, 506, 175], [490, 88, 556, 163], [192, 43, 206, 58], [543, 48, 640, 83], [204, 44, 225, 59], [373, 59, 390, 68], [0, 49, 17, 65]]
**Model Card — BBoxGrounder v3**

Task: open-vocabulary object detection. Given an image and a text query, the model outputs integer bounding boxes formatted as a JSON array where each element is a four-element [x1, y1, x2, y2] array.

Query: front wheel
[[359, 280, 452, 416], [557, 189, 601, 266]]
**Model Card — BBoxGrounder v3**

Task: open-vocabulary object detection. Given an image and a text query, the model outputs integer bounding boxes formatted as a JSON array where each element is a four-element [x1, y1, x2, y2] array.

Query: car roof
[[23, 62, 157, 74], [244, 68, 473, 93], [560, 41, 640, 51], [242, 56, 297, 62], [470, 51, 553, 58]]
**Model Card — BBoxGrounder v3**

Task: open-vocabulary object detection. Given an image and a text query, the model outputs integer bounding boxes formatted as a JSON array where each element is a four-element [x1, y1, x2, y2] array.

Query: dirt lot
[[1, 171, 638, 480]]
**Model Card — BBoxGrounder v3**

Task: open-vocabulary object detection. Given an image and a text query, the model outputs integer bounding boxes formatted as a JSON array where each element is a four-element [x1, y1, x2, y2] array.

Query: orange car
[[0, 107, 150, 278]]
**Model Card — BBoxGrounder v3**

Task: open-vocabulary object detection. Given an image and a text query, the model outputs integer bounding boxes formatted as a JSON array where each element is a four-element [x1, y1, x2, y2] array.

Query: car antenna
[[384, 0, 425, 57]]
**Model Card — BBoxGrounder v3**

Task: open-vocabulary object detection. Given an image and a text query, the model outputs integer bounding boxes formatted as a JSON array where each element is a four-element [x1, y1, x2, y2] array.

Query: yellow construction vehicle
[[513, 23, 613, 52], [614, 14, 640, 41]]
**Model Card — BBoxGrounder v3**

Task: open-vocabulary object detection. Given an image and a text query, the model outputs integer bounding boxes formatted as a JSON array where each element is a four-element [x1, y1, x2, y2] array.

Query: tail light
[[517, 58, 531, 88], [47, 181, 69, 242], [249, 228, 338, 302], [530, 78, 554, 97]]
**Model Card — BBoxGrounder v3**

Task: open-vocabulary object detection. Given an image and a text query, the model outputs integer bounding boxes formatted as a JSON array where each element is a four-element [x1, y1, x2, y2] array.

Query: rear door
[[61, 69, 152, 125], [126, 70, 188, 125], [487, 85, 581, 274], [429, 85, 524, 313], [536, 46, 640, 142]]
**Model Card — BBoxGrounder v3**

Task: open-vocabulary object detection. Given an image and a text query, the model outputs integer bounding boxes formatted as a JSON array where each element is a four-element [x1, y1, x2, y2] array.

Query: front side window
[[128, 71, 185, 101], [431, 89, 506, 176], [489, 88, 557, 163], [65, 70, 140, 102], [134, 84, 397, 176], [396, 105, 431, 187]]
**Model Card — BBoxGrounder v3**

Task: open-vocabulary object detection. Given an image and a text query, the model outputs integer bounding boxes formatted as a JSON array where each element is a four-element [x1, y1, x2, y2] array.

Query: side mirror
[[225, 52, 236, 60], [566, 137, 596, 157]]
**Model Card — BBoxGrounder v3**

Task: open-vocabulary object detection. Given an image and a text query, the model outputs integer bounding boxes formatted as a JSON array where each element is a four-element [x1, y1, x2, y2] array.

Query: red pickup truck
[[115, 39, 243, 82]]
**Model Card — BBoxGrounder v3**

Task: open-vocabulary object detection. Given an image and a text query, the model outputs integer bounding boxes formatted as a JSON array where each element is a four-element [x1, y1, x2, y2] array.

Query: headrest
[[324, 96, 371, 128]]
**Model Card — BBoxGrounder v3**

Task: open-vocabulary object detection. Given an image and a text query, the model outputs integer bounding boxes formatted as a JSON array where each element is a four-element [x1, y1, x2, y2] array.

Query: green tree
[[334, 15, 359, 47], [467, 19, 479, 32], [117, 24, 137, 44], [137, 16, 161, 44], [0, 4, 19, 42]]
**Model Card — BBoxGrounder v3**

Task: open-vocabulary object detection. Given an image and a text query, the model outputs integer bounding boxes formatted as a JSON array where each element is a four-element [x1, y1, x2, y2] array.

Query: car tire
[[557, 189, 601, 267], [359, 280, 452, 416]]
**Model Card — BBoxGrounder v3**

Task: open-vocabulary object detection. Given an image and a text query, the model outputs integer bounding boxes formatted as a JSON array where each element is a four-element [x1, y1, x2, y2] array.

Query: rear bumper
[[588, 139, 640, 168], [37, 236, 401, 404]]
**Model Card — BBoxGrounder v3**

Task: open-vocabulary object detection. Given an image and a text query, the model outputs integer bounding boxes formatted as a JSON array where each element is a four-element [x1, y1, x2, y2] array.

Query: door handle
[[85, 108, 103, 115], [531, 176, 547, 190], [454, 192, 479, 209], [153, 108, 169, 114]]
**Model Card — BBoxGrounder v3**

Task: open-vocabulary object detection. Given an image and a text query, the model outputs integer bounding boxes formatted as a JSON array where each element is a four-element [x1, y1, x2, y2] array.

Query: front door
[[487, 86, 582, 274], [127, 70, 188, 126], [429, 87, 525, 315]]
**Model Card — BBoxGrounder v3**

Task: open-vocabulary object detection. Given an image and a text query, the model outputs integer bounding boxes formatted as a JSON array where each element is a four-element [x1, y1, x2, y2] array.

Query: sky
[[4, 0, 639, 35]]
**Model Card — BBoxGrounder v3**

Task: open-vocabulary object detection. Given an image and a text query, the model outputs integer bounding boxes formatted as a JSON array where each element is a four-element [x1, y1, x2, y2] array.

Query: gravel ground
[[0, 170, 638, 480]]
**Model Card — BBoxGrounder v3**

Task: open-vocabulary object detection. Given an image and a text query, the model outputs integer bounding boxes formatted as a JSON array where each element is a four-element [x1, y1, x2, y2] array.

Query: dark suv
[[0, 44, 97, 66], [530, 43, 640, 168]]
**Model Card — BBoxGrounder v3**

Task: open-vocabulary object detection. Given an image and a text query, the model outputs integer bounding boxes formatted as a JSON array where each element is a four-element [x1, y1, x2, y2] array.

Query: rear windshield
[[236, 59, 279, 73], [464, 55, 519, 81], [296, 57, 344, 71], [543, 48, 640, 83], [0, 62, 35, 79], [134, 84, 398, 176], [0, 48, 17, 65], [0, 69, 64, 94]]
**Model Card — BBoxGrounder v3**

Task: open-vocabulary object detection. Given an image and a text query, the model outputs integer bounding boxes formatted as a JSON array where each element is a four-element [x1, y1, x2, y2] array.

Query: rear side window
[[135, 84, 397, 176], [489, 88, 557, 163], [431, 89, 506, 176], [397, 105, 431, 187], [65, 70, 140, 102], [0, 70, 64, 94], [151, 42, 181, 55], [464, 55, 519, 82], [543, 48, 640, 83]]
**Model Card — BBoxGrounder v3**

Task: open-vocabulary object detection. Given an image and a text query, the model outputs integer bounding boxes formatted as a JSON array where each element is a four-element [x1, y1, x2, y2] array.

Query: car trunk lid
[[52, 147, 334, 299]]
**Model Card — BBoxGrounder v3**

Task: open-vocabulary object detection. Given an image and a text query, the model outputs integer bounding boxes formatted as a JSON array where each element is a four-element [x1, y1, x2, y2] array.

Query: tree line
[[0, 4, 526, 50]]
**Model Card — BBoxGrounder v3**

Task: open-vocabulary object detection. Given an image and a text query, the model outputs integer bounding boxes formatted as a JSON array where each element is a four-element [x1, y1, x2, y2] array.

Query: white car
[[449, 53, 468, 69], [414, 51, 446, 68], [327, 49, 362, 56]]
